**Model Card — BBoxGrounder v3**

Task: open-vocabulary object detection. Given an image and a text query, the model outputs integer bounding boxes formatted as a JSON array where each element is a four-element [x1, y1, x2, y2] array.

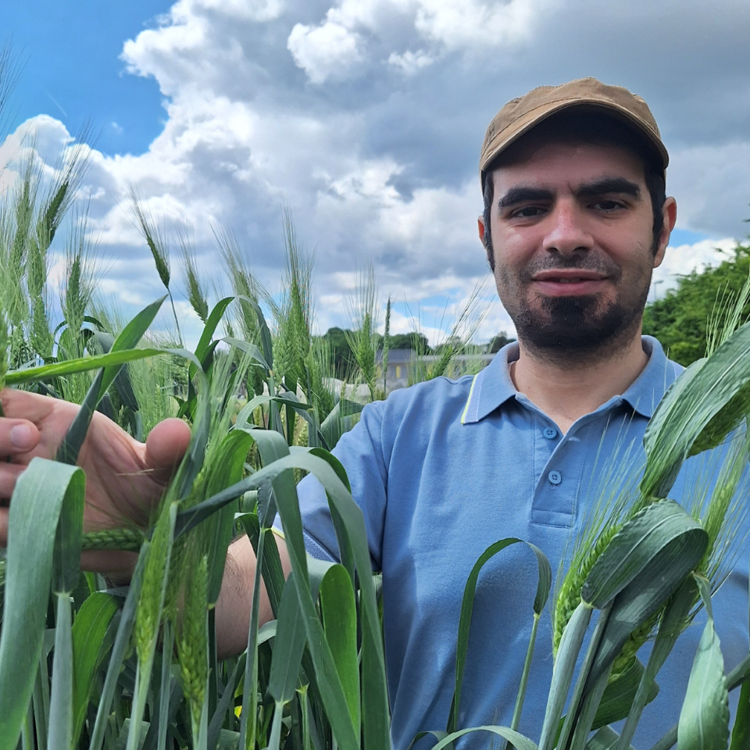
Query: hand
[[0, 388, 191, 578]]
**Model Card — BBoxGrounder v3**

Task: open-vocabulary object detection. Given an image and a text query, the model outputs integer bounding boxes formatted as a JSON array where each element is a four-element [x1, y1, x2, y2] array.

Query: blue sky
[[1, 0, 748, 346], [1, 2, 170, 155]]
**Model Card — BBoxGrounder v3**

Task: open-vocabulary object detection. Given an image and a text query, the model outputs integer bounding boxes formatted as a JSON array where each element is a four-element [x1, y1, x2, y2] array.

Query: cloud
[[412, 0, 546, 51], [286, 0, 550, 84], [387, 49, 434, 75], [653, 237, 739, 296], [3, 0, 750, 346], [668, 142, 750, 239], [287, 22, 365, 84]]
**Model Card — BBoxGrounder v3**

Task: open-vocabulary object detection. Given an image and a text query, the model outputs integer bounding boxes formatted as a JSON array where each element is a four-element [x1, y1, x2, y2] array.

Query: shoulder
[[377, 373, 477, 420], [349, 373, 478, 447]]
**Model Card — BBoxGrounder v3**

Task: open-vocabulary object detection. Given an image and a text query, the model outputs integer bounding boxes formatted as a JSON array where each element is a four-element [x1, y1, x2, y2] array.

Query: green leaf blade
[[71, 592, 119, 745], [677, 577, 730, 750], [320, 564, 360, 732], [0, 458, 85, 750]]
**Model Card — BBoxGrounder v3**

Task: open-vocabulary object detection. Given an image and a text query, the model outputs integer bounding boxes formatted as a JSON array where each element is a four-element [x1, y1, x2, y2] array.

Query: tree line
[[319, 328, 515, 379], [643, 241, 750, 365]]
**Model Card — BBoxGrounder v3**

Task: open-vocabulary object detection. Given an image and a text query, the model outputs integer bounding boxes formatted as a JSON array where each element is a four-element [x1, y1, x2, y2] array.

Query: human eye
[[509, 205, 546, 219], [592, 198, 626, 212]]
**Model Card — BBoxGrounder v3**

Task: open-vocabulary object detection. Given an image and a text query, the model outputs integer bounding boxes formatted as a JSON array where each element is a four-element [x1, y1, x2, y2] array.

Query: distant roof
[[375, 349, 495, 364], [376, 349, 416, 364]]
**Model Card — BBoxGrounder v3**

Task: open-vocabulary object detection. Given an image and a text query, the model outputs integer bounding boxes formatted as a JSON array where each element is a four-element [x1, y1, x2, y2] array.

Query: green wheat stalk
[[131, 189, 183, 345], [177, 552, 209, 740]]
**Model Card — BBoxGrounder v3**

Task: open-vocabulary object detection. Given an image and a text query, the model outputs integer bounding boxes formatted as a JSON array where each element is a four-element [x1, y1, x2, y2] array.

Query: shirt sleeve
[[273, 398, 389, 571]]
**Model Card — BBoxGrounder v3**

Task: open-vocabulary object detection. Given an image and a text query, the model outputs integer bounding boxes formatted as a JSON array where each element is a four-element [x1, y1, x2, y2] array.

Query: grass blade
[[593, 657, 658, 733], [430, 725, 537, 750], [204, 430, 254, 605], [71, 593, 119, 745], [642, 319, 750, 496], [676, 576, 729, 750], [539, 601, 593, 750], [0, 458, 85, 750], [268, 571, 307, 704], [5, 345, 167, 386], [129, 503, 178, 750], [729, 679, 750, 749], [174, 448, 392, 748], [584, 505, 708, 688], [582, 501, 705, 610], [449, 538, 551, 734], [586, 726, 635, 749], [47, 594, 74, 750], [89, 550, 147, 750], [320, 564, 360, 732], [615, 578, 696, 749]]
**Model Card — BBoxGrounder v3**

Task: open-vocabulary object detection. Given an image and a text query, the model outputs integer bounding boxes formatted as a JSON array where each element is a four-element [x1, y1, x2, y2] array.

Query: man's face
[[478, 140, 676, 358]]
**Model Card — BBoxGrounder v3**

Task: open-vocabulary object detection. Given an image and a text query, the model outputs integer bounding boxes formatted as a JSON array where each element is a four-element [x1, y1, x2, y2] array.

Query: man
[[0, 79, 747, 748]]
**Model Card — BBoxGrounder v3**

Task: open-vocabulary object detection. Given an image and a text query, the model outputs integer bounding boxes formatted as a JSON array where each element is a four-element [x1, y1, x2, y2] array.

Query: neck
[[510, 330, 649, 434]]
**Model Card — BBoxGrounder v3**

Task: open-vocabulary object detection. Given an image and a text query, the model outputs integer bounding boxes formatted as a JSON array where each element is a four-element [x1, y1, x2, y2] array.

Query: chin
[[514, 296, 641, 354]]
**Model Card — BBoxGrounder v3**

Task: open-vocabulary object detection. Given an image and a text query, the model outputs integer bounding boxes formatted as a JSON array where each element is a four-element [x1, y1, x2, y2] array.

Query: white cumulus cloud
[[3, 0, 750, 345], [287, 22, 365, 84]]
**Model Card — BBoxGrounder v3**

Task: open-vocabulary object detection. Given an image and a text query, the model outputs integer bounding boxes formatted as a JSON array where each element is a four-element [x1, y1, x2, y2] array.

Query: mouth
[[531, 271, 609, 296]]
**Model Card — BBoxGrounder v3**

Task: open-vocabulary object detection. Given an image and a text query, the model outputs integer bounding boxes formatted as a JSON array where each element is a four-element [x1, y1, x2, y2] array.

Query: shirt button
[[543, 427, 557, 439], [548, 470, 562, 486]]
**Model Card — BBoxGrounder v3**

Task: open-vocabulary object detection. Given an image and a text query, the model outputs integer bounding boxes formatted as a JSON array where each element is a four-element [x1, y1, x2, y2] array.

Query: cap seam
[[481, 101, 667, 176]]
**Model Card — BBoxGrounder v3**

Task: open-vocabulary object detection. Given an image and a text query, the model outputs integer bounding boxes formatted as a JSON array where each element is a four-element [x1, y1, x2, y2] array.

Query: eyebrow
[[574, 177, 641, 200], [496, 177, 641, 211], [496, 187, 554, 210]]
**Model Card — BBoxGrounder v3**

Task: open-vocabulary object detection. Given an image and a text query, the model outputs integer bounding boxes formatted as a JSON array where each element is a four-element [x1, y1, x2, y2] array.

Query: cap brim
[[480, 98, 669, 183]]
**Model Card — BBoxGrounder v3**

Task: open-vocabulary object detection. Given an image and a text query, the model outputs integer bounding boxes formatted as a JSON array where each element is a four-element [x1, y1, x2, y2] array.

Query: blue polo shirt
[[291, 337, 750, 749]]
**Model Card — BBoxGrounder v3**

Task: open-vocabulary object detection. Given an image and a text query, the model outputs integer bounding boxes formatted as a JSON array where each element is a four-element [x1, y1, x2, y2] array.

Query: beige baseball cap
[[479, 77, 669, 189]]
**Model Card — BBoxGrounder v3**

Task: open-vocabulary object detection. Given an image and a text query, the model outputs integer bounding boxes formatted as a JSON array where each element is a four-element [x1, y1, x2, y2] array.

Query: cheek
[[489, 231, 531, 271]]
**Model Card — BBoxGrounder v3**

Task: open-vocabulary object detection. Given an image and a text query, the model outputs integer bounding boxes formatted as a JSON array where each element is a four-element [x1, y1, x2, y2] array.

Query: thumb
[[144, 418, 192, 485]]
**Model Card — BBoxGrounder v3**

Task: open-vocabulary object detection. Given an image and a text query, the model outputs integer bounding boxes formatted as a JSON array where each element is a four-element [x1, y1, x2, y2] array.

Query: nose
[[541, 199, 594, 256]]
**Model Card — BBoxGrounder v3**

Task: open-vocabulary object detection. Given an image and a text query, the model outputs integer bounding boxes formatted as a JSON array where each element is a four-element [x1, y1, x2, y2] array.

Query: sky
[[1, 0, 749, 347]]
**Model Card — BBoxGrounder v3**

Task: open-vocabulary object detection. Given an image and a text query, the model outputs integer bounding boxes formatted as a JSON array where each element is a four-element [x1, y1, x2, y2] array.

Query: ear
[[653, 197, 677, 269], [478, 215, 486, 244], [478, 215, 494, 270]]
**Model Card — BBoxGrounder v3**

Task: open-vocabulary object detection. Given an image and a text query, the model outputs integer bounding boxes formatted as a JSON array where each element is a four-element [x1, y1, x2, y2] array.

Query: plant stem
[[648, 654, 750, 750], [157, 621, 174, 750], [617, 578, 697, 750], [32, 653, 49, 750], [649, 726, 677, 750], [168, 290, 183, 347], [503, 612, 540, 750], [557, 603, 613, 750], [240, 523, 267, 750], [268, 702, 286, 750], [538, 601, 593, 750], [22, 705, 35, 750], [728, 653, 750, 691], [568, 664, 612, 750]]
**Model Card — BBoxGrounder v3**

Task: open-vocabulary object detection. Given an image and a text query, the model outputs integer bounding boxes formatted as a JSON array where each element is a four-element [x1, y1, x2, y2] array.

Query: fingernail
[[10, 425, 33, 450]]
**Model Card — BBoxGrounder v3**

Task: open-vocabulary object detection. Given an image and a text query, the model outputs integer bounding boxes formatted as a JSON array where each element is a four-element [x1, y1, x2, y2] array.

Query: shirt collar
[[461, 335, 683, 425]]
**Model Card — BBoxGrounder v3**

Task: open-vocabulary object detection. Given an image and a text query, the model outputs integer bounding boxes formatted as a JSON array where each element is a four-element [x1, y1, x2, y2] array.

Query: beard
[[497, 253, 653, 358], [512, 293, 645, 354]]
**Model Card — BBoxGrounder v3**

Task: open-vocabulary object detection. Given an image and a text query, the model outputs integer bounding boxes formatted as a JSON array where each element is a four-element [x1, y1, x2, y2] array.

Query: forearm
[[214, 534, 292, 659]]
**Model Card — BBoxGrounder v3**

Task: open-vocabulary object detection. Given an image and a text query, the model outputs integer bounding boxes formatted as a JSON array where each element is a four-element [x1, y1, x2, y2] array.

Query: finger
[[0, 419, 40, 458], [1, 388, 59, 422], [144, 418, 192, 484], [0, 463, 28, 499], [0, 517, 137, 582], [80, 549, 138, 582]]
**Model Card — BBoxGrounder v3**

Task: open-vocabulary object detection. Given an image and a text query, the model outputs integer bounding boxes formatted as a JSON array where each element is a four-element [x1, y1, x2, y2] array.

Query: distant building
[[375, 349, 495, 393]]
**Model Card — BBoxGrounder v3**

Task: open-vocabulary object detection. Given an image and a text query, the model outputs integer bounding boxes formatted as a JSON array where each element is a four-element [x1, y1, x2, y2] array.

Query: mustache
[[521, 255, 621, 281]]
